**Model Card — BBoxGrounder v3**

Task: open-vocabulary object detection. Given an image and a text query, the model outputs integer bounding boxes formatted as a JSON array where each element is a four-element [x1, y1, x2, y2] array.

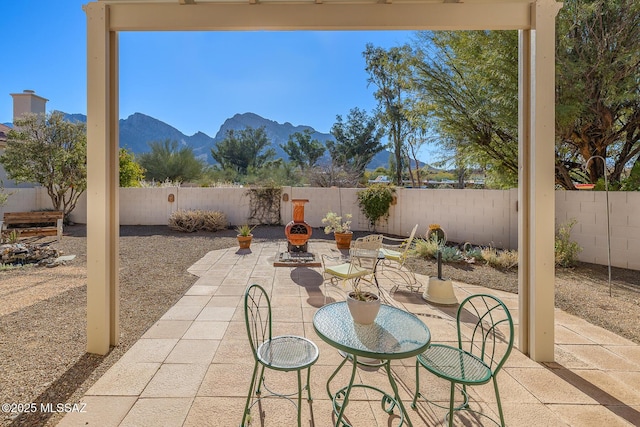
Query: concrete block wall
[[1, 186, 638, 270], [556, 190, 640, 270]]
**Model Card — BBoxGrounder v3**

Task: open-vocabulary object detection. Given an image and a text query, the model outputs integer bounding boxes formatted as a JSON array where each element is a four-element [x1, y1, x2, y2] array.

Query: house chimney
[[10, 90, 48, 122]]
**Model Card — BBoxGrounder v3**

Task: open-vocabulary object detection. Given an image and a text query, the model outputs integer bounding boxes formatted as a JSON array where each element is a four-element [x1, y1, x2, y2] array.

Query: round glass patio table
[[313, 302, 431, 427]]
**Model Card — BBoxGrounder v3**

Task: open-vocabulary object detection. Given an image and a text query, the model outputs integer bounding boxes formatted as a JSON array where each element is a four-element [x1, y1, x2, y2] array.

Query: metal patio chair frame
[[378, 224, 420, 291], [321, 234, 383, 304], [412, 294, 514, 427], [242, 284, 319, 427]]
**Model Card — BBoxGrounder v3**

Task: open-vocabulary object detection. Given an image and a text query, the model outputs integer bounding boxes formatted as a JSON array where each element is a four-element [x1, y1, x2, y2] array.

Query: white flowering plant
[[321, 212, 352, 234]]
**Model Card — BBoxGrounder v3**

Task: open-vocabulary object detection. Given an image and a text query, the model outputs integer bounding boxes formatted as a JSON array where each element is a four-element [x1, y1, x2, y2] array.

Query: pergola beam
[[107, 3, 531, 31]]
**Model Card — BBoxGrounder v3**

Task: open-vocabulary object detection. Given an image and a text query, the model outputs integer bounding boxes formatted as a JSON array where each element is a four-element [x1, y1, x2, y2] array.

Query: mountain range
[[60, 112, 393, 169]]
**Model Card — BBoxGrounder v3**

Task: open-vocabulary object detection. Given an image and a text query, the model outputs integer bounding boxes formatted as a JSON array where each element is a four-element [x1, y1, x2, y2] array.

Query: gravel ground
[[0, 224, 638, 427]]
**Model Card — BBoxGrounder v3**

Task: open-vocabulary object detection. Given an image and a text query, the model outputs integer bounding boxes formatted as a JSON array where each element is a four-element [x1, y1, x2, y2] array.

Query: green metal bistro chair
[[242, 284, 319, 427], [379, 224, 420, 291], [412, 294, 514, 427], [321, 234, 383, 303]]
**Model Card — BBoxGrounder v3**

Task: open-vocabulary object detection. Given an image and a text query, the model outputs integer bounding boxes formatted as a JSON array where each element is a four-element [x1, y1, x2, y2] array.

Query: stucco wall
[[1, 186, 638, 270]]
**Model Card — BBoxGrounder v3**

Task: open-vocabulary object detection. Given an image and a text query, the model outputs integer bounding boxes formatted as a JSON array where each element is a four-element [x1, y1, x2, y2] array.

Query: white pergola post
[[519, 0, 562, 361], [85, 0, 560, 361], [86, 2, 120, 355]]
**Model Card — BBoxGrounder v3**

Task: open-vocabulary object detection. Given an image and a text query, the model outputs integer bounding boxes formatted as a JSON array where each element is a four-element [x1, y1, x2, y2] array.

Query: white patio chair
[[378, 224, 421, 291], [321, 234, 383, 303]]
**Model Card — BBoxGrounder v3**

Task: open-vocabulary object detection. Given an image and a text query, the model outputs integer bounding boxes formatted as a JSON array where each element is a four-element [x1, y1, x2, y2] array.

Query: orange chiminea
[[285, 199, 312, 252]]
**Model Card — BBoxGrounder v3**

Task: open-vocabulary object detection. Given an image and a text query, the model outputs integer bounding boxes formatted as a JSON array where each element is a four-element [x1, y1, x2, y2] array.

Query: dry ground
[[0, 225, 638, 426]]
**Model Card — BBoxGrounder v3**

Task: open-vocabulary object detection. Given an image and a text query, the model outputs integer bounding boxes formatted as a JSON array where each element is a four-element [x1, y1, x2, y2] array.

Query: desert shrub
[[481, 247, 518, 269], [555, 218, 582, 267], [139, 178, 181, 188], [439, 246, 465, 263], [463, 243, 484, 262], [169, 210, 204, 232], [202, 211, 228, 232], [413, 237, 440, 259]]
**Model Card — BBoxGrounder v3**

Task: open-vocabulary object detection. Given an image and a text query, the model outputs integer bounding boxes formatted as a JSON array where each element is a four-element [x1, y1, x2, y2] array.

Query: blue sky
[[2, 1, 414, 138]]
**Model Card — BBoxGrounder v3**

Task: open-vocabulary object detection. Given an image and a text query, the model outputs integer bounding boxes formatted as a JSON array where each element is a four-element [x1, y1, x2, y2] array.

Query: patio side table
[[313, 302, 431, 427]]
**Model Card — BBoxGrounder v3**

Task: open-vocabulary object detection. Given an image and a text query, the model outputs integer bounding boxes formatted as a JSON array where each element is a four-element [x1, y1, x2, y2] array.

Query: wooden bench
[[1, 211, 64, 241]]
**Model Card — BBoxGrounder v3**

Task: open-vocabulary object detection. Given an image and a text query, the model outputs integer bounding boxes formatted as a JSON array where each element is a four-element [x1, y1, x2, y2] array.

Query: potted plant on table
[[322, 212, 353, 249], [346, 275, 381, 325], [236, 224, 256, 249]]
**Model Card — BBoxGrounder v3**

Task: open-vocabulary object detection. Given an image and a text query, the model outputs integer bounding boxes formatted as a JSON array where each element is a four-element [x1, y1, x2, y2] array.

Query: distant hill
[[61, 111, 395, 169]]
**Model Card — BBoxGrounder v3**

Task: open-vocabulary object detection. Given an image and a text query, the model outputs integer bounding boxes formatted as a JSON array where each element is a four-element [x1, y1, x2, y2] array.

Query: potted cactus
[[426, 224, 447, 244], [236, 224, 256, 249]]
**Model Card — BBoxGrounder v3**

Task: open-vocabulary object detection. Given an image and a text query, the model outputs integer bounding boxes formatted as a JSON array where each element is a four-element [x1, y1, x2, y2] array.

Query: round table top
[[313, 302, 431, 360]]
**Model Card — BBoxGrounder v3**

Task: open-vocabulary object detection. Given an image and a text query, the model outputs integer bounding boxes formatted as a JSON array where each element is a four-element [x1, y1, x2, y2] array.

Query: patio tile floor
[[59, 242, 640, 426]]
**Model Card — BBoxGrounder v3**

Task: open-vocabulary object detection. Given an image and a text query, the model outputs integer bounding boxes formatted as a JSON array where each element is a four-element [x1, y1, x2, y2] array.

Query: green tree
[[280, 129, 325, 171], [412, 30, 520, 188], [211, 126, 276, 175], [119, 148, 145, 187], [138, 139, 204, 183], [364, 44, 414, 186], [410, 0, 640, 190], [555, 0, 640, 189], [0, 112, 86, 216], [328, 107, 384, 177]]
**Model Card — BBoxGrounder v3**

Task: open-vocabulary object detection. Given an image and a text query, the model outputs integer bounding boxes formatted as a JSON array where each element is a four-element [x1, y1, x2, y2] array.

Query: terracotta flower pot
[[237, 234, 253, 249], [334, 232, 353, 249], [346, 291, 381, 324]]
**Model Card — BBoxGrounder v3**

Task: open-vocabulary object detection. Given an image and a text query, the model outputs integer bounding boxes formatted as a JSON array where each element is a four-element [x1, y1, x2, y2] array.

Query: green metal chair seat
[[417, 344, 492, 385], [257, 335, 319, 370]]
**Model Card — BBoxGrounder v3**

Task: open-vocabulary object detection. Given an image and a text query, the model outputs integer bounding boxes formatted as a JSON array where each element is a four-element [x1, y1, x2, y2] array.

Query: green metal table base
[[326, 354, 412, 427]]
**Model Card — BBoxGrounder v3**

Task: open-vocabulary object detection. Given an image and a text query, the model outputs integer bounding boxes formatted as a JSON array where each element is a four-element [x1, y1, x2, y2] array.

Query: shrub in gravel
[[482, 247, 518, 269], [169, 210, 203, 232], [202, 210, 228, 232], [555, 219, 582, 267], [169, 209, 227, 232], [413, 237, 440, 259]]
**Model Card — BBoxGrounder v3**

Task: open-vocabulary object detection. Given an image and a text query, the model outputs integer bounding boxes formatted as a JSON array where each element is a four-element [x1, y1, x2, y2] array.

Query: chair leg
[[411, 360, 421, 409], [448, 382, 455, 427], [460, 384, 470, 409], [306, 367, 313, 402], [256, 364, 266, 395], [241, 362, 259, 427], [297, 369, 303, 427], [493, 376, 506, 427]]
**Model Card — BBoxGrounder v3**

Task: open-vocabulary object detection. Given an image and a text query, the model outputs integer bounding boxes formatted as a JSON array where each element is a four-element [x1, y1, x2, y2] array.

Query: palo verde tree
[[138, 139, 205, 183], [0, 111, 87, 216], [211, 126, 277, 176], [555, 0, 640, 189], [327, 107, 384, 178], [280, 129, 325, 171], [410, 0, 640, 190], [364, 43, 415, 186], [411, 30, 520, 188]]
